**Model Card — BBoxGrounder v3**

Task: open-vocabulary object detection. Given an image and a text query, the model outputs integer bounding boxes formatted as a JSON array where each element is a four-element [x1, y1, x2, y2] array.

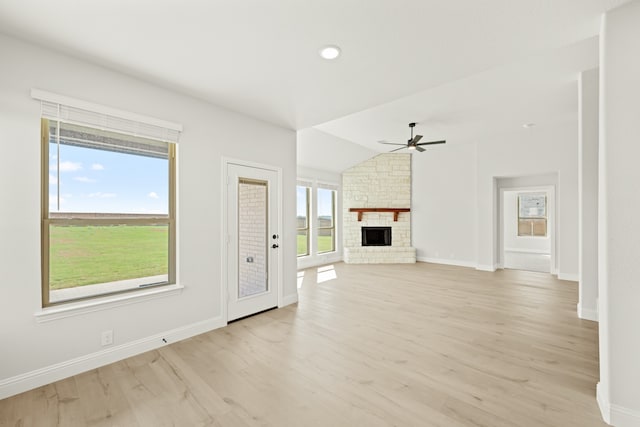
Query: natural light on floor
[[297, 270, 305, 289], [317, 265, 337, 284]]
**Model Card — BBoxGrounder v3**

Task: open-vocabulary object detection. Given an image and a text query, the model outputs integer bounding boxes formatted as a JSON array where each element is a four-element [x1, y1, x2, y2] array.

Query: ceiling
[[297, 128, 378, 173], [0, 0, 628, 132], [316, 36, 599, 152]]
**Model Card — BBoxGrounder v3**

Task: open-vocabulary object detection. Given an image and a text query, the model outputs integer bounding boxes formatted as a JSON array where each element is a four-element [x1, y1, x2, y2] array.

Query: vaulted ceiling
[[0, 0, 627, 138]]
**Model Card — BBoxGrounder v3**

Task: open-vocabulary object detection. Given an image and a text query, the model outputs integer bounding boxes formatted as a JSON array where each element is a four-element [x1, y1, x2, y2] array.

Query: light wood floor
[[0, 262, 605, 427]]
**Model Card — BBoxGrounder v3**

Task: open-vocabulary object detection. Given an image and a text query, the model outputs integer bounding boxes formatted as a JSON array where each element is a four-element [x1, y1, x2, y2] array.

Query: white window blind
[[317, 181, 339, 191], [297, 179, 314, 188], [32, 89, 182, 144]]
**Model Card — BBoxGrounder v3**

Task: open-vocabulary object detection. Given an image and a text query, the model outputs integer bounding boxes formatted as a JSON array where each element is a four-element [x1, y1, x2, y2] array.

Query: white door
[[226, 163, 279, 321]]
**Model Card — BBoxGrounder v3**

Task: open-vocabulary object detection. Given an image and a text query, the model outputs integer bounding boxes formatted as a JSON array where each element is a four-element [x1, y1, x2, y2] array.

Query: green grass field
[[49, 225, 168, 289], [297, 234, 334, 256], [50, 225, 333, 289]]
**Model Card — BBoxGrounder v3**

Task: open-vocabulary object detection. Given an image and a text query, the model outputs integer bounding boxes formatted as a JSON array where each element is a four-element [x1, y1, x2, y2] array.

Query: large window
[[296, 185, 310, 256], [518, 193, 547, 237], [40, 107, 178, 306], [317, 187, 336, 253]]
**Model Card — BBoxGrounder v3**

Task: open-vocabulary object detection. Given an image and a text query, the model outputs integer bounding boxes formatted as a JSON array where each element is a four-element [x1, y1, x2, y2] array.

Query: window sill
[[34, 284, 184, 323]]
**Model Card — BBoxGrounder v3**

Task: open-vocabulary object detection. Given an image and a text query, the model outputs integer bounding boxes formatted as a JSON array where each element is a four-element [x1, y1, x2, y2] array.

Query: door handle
[[272, 244, 279, 249]]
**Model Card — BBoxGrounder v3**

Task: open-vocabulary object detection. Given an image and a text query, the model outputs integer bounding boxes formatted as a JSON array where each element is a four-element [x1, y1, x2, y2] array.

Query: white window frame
[[296, 183, 311, 257], [517, 193, 547, 237]]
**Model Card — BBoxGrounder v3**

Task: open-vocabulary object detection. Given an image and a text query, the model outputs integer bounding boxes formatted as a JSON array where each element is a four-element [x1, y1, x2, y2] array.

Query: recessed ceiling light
[[319, 45, 341, 60], [522, 123, 536, 129]]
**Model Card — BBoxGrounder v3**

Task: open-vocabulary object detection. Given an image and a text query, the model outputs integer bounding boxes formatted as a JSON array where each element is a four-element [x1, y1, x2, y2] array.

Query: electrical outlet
[[101, 330, 113, 346]]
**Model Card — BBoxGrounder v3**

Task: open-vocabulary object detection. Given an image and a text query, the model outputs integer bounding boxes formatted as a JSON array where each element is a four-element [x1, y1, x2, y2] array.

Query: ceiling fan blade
[[378, 141, 406, 146], [415, 140, 446, 146], [410, 135, 423, 144], [389, 146, 406, 152], [415, 146, 426, 152]]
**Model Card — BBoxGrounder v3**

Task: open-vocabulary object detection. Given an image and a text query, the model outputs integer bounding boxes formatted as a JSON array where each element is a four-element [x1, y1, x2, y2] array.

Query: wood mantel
[[349, 208, 410, 222]]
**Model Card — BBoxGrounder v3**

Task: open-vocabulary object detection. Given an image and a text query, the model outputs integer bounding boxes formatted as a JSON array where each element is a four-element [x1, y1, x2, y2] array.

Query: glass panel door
[[226, 163, 279, 321], [238, 179, 268, 298]]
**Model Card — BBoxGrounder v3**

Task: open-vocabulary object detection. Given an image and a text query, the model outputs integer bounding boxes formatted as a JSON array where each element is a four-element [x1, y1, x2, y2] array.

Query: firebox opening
[[361, 227, 392, 246]]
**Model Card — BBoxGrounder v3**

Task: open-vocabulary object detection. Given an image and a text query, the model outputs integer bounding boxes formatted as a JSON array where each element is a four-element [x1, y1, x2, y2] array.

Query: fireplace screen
[[361, 227, 392, 246]]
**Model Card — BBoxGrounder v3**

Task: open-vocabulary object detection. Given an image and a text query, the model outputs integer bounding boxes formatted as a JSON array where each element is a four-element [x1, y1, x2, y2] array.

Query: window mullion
[[56, 119, 60, 212], [48, 217, 171, 226]]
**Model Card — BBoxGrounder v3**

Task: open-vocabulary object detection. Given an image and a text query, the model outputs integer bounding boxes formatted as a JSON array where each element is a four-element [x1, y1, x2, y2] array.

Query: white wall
[[0, 34, 297, 396], [597, 3, 640, 426], [296, 166, 342, 269], [412, 142, 477, 267], [412, 120, 577, 278], [578, 68, 599, 321], [503, 191, 551, 253], [297, 128, 377, 173], [476, 122, 578, 278]]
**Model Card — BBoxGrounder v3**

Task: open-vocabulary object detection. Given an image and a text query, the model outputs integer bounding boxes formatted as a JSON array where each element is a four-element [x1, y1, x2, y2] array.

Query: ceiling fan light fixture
[[319, 45, 341, 60], [377, 123, 447, 153]]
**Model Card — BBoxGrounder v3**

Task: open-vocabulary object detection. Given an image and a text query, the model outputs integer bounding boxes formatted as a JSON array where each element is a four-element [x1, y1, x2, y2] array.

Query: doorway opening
[[502, 189, 552, 272], [498, 181, 556, 274]]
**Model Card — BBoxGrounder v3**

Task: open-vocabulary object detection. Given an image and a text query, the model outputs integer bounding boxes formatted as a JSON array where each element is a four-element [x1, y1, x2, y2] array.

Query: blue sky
[[49, 143, 168, 214], [317, 188, 333, 218], [296, 186, 307, 217], [297, 186, 334, 219]]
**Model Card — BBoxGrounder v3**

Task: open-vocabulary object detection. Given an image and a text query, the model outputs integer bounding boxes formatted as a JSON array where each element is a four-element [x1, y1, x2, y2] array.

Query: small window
[[317, 187, 336, 254], [518, 193, 547, 237], [296, 185, 310, 256], [42, 119, 176, 306]]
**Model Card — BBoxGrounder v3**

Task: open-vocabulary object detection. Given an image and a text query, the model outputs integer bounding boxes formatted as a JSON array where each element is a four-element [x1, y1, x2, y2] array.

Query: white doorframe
[[498, 185, 556, 274], [221, 157, 283, 323]]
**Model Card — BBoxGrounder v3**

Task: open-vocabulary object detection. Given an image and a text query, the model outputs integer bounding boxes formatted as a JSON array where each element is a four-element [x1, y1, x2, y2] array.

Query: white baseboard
[[598, 382, 611, 424], [0, 316, 225, 400], [282, 293, 298, 306], [558, 273, 579, 282], [577, 302, 598, 322], [476, 264, 498, 272], [611, 404, 640, 426], [417, 257, 476, 268], [598, 382, 640, 426]]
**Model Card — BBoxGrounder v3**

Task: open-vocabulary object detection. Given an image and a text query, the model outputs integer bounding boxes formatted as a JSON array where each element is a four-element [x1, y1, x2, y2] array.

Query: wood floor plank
[[0, 262, 606, 426]]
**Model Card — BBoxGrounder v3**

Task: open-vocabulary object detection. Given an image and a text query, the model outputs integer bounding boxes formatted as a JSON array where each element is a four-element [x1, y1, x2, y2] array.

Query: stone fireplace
[[342, 153, 416, 264]]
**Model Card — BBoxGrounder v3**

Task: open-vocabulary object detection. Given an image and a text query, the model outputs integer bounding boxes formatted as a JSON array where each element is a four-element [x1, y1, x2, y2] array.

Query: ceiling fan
[[378, 122, 446, 152]]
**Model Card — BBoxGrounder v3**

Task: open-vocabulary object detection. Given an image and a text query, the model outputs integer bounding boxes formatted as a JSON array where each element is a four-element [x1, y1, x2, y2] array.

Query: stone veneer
[[342, 153, 416, 263]]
